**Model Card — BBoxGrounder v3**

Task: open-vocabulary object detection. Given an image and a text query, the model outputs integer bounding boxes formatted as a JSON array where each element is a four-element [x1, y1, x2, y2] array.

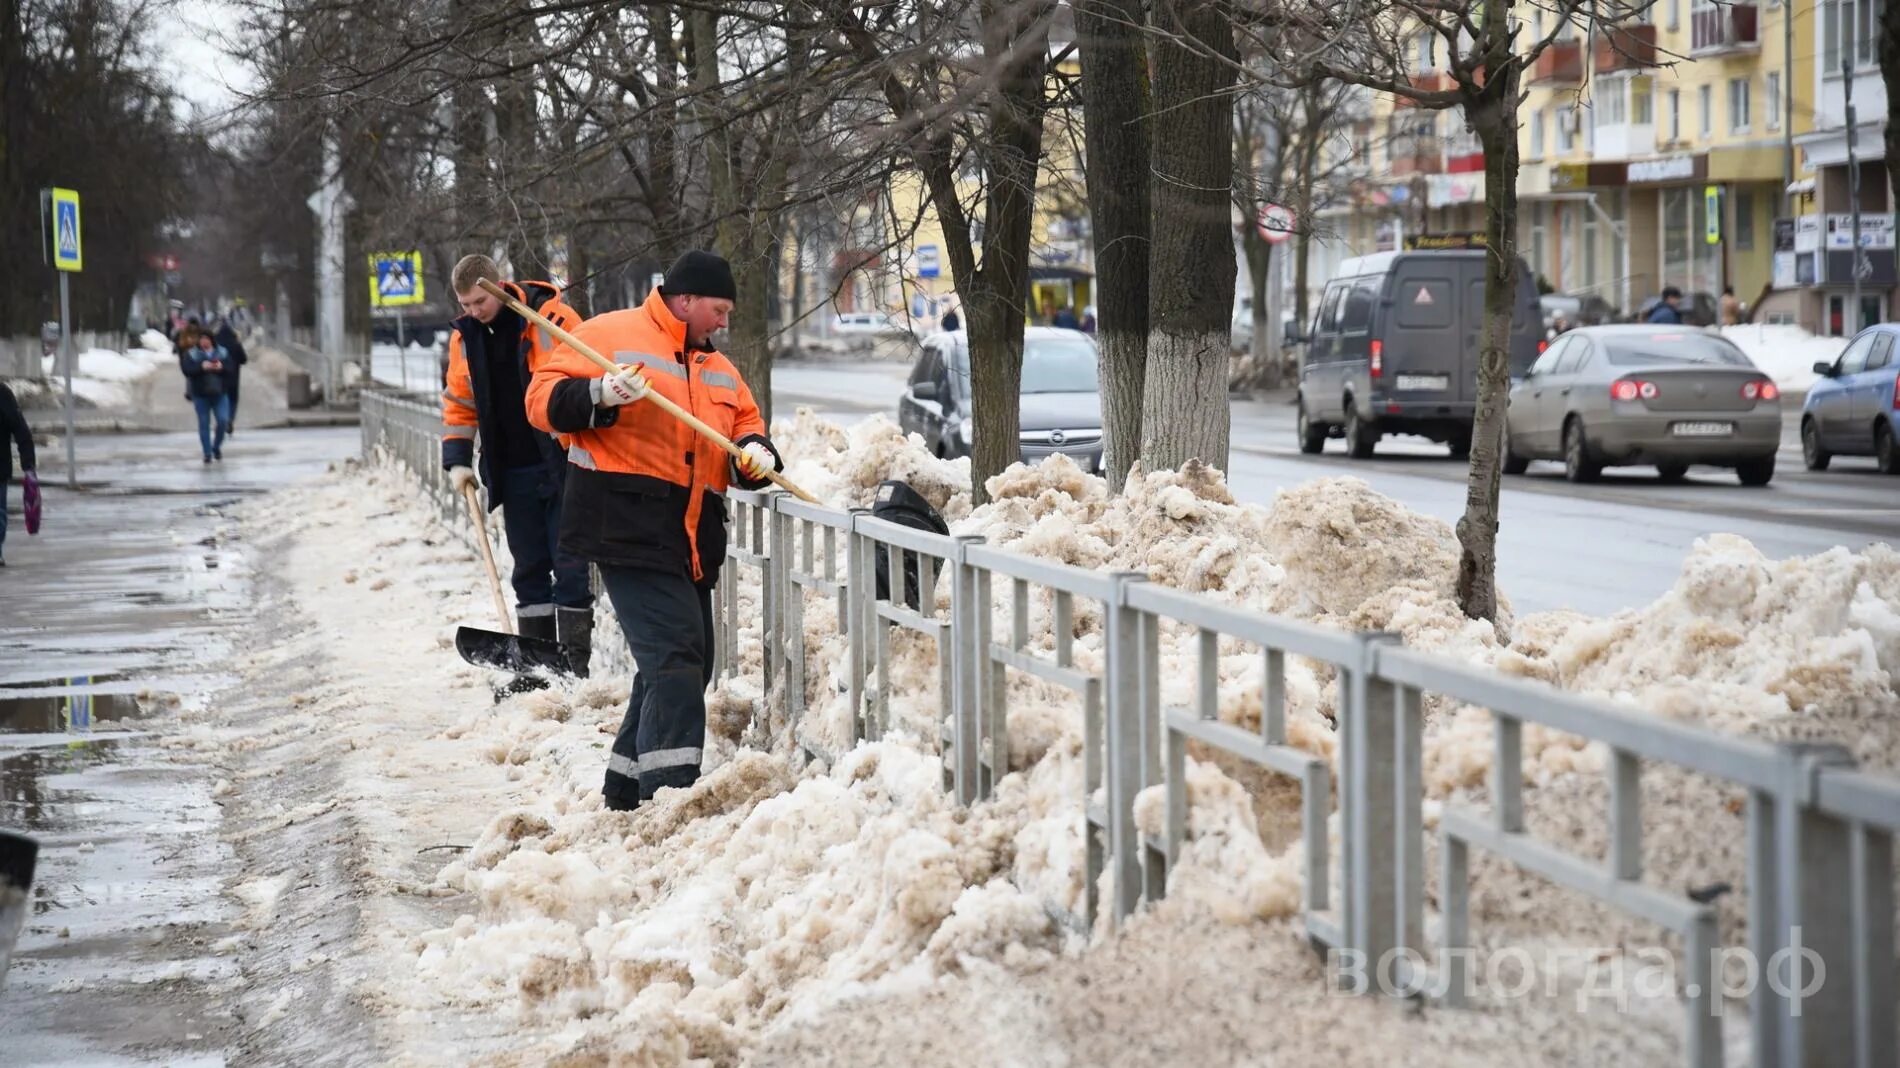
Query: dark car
[[898, 327, 1104, 472], [1293, 249, 1544, 459], [1801, 324, 1900, 473], [1504, 325, 1782, 485]]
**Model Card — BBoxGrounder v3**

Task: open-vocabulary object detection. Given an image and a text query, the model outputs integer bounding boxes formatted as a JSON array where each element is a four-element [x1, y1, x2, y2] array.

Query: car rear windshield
[[1604, 336, 1752, 367], [1021, 336, 1100, 393]]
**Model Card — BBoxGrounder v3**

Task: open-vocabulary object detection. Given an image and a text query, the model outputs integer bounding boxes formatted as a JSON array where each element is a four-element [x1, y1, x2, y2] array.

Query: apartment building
[[1320, 2, 1814, 322]]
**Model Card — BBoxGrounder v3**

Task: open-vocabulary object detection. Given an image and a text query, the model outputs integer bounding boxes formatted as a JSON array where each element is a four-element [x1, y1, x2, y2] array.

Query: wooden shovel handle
[[476, 279, 819, 505], [463, 481, 513, 635]]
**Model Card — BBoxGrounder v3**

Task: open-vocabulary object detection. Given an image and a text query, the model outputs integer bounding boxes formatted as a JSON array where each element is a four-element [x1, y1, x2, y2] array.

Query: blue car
[[1802, 324, 1900, 474]]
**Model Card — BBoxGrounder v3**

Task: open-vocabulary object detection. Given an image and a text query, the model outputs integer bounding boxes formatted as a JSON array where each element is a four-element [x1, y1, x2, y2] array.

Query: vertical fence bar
[[845, 516, 869, 743], [948, 536, 986, 805], [1139, 608, 1165, 900], [1054, 591, 1074, 667], [1609, 749, 1642, 881], [1494, 716, 1524, 833], [1083, 675, 1105, 931], [979, 566, 1002, 799], [1747, 789, 1780, 1067], [1196, 629, 1218, 723], [1104, 573, 1148, 928], [1850, 822, 1895, 1068], [1345, 632, 1403, 988], [1686, 908, 1721, 1068], [1440, 832, 1470, 1010], [1263, 647, 1286, 745], [1396, 683, 1424, 968], [1774, 743, 1858, 1068], [1011, 578, 1028, 651]]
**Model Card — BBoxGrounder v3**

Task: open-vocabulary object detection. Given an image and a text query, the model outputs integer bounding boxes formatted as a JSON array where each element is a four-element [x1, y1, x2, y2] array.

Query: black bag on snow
[[870, 479, 948, 610]]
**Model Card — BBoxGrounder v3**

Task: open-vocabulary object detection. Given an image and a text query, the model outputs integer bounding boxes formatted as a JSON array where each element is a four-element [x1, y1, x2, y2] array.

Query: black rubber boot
[[556, 606, 594, 679], [494, 610, 556, 700]]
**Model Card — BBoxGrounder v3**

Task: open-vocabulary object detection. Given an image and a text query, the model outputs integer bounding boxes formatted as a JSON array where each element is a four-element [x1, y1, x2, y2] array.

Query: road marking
[[1771, 507, 1900, 517]]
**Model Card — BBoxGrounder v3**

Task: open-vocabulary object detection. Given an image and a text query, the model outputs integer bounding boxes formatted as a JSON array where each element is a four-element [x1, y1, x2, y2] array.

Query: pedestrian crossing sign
[[50, 187, 82, 272], [369, 250, 425, 307]]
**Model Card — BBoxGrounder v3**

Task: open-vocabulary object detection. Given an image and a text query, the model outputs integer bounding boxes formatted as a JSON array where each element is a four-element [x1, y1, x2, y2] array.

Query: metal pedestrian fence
[[358, 404, 1900, 1068]]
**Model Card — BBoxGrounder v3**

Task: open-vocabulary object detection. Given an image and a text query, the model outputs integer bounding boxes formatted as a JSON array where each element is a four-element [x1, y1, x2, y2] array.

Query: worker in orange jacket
[[443, 254, 595, 681], [526, 250, 783, 810]]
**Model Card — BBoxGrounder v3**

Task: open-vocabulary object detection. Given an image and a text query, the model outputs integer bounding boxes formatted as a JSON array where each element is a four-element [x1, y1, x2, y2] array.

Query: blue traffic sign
[[369, 251, 425, 307], [51, 188, 82, 272]]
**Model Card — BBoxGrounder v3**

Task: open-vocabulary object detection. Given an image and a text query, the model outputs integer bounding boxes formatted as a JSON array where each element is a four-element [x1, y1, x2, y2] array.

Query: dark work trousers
[[495, 463, 593, 614], [599, 565, 716, 805]]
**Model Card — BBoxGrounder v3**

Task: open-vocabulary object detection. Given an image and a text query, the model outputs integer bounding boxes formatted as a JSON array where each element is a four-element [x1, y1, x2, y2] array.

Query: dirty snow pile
[[395, 409, 1897, 1063], [28, 329, 176, 407], [1719, 323, 1844, 392]]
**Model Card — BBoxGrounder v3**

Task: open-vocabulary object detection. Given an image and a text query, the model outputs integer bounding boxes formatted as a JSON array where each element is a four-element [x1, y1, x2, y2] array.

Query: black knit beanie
[[659, 250, 737, 301]]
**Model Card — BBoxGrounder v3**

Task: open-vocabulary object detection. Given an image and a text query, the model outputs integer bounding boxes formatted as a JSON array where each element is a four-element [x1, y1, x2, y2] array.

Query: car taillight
[[1893, 375, 1900, 410], [1370, 340, 1383, 379], [1537, 339, 1549, 354], [1741, 380, 1780, 401], [1611, 379, 1658, 402]]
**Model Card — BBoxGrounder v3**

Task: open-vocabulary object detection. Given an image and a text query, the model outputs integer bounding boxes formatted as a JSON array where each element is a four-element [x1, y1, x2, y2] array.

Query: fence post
[[1343, 631, 1403, 991], [765, 493, 788, 705], [1103, 572, 1149, 929], [948, 535, 986, 805], [1766, 741, 1858, 1068], [844, 510, 871, 743]]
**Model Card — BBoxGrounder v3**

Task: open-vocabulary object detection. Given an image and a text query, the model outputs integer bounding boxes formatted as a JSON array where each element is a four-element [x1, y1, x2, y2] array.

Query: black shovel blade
[[455, 626, 574, 676]]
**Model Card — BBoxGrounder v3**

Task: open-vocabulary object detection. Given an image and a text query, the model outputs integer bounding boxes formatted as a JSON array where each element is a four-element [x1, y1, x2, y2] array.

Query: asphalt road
[[770, 359, 1894, 617]]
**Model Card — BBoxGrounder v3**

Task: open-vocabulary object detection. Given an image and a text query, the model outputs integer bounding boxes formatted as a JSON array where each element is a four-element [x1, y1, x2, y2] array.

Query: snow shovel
[[453, 480, 570, 677], [474, 279, 821, 504]]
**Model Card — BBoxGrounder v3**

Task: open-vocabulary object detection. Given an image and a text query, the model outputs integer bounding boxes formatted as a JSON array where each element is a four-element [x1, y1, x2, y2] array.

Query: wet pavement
[[1, 425, 356, 1066]]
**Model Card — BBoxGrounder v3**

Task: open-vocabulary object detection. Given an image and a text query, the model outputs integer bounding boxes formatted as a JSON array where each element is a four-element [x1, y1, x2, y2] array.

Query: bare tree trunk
[[1243, 229, 1275, 386], [1075, 0, 1152, 490], [1142, 0, 1237, 472], [1453, 65, 1523, 624], [648, 4, 685, 262]]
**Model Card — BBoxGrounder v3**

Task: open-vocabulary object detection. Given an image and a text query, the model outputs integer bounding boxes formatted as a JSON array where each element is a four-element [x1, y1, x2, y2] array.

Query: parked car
[[1293, 249, 1543, 458], [833, 311, 900, 336], [1540, 293, 1616, 332], [1634, 291, 1719, 327], [1801, 324, 1900, 474], [1504, 325, 1782, 485], [898, 327, 1104, 471]]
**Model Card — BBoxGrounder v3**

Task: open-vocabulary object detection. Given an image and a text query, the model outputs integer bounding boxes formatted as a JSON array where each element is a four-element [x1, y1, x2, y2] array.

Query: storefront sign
[[1405, 232, 1487, 251], [1627, 154, 1705, 184], [1772, 252, 1796, 289], [1426, 173, 1485, 207], [1795, 214, 1822, 253], [1550, 162, 1628, 190], [1824, 213, 1895, 250]]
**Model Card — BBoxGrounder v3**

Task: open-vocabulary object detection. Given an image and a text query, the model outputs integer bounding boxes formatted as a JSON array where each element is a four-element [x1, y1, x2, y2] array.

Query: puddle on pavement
[[0, 675, 150, 734]]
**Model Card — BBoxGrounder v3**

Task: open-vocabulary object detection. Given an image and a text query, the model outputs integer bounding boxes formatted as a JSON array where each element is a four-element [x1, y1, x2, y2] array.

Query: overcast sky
[[153, 0, 259, 120]]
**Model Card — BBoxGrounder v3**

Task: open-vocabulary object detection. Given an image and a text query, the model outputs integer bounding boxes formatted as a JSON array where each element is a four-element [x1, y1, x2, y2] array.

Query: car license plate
[[1395, 374, 1449, 391], [1670, 421, 1734, 437]]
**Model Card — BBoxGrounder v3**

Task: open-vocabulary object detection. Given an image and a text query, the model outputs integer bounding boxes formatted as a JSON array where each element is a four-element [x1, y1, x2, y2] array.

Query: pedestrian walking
[[181, 334, 231, 463], [441, 254, 596, 687], [0, 382, 35, 566], [526, 250, 785, 811], [212, 317, 249, 434], [1719, 286, 1743, 326], [1648, 286, 1685, 325]]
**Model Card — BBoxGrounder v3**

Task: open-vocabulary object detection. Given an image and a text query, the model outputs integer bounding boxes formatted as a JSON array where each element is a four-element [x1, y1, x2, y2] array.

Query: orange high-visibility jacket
[[525, 288, 779, 582], [442, 280, 580, 492]]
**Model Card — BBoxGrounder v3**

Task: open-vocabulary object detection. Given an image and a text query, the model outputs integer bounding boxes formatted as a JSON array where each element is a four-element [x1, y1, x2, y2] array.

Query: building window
[[1416, 30, 1434, 72], [1668, 0, 1682, 29], [1729, 77, 1751, 132], [1766, 72, 1782, 129], [1532, 108, 1546, 157], [1670, 89, 1682, 141], [1601, 81, 1628, 126], [1824, 0, 1886, 72], [1557, 105, 1576, 152], [1699, 84, 1713, 138], [1633, 78, 1654, 124], [1736, 190, 1756, 250]]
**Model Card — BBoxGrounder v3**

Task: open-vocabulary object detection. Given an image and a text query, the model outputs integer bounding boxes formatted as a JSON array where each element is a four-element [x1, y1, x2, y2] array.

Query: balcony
[[1594, 24, 1659, 73], [1395, 70, 1455, 107], [1528, 39, 1585, 87], [1386, 138, 1444, 177], [1691, 3, 1760, 55]]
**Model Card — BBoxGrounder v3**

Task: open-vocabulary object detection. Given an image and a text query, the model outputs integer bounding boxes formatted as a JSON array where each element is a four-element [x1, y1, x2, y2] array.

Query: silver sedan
[[1504, 326, 1783, 485]]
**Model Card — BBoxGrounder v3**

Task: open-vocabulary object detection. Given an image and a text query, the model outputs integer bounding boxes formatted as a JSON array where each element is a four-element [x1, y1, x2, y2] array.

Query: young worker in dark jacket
[[441, 254, 595, 675], [0, 382, 35, 565]]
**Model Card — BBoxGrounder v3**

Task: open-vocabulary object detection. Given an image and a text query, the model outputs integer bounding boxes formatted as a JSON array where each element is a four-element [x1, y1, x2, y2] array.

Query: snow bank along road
[[3, 399, 1883, 1065], [772, 359, 1891, 618]]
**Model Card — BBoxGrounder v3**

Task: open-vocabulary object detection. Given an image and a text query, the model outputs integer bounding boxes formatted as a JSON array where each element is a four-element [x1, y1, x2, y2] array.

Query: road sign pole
[[59, 270, 75, 489], [397, 309, 410, 391]]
